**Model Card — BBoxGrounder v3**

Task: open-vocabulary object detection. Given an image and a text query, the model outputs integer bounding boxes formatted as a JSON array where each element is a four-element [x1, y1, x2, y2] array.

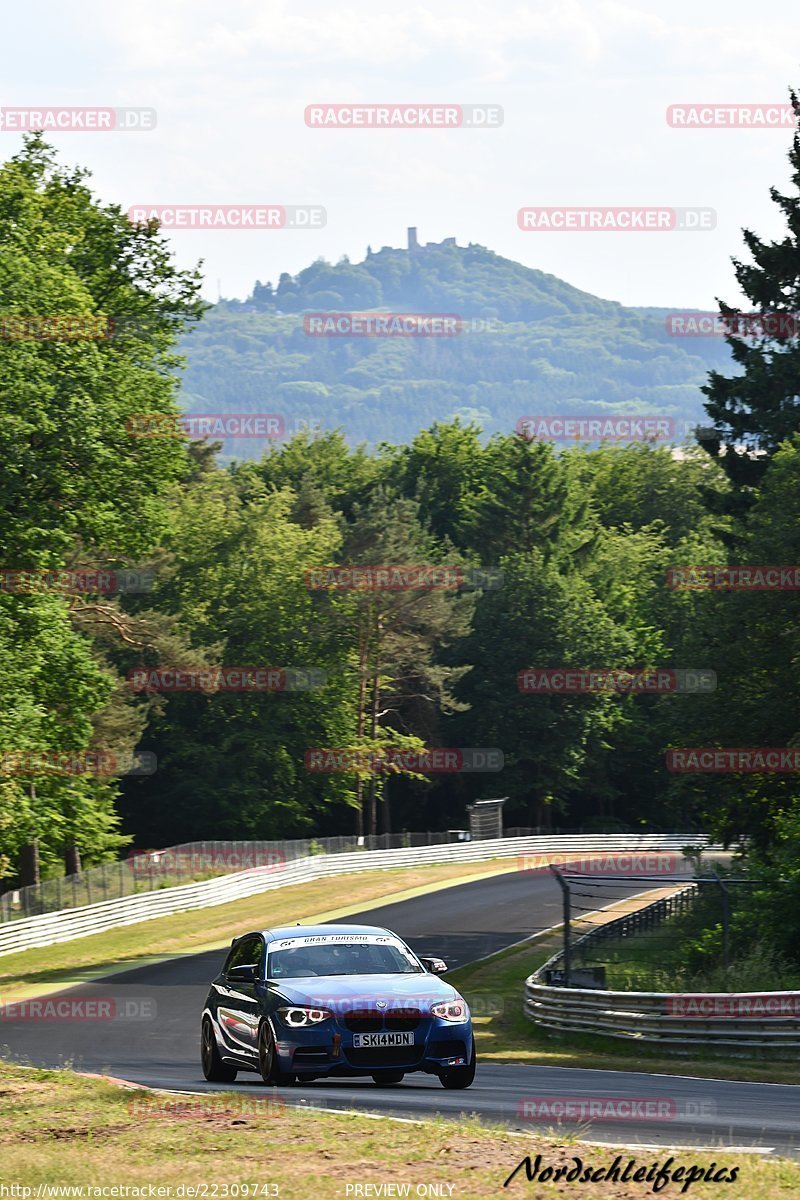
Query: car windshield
[[267, 937, 423, 978]]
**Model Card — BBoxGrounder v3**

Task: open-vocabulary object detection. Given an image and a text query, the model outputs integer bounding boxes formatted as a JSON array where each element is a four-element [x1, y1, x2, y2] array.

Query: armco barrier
[[525, 884, 800, 1049], [0, 834, 711, 956]]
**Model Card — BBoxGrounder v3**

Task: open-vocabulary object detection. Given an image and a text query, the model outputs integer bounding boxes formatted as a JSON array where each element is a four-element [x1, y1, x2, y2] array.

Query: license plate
[[352, 1031, 414, 1048]]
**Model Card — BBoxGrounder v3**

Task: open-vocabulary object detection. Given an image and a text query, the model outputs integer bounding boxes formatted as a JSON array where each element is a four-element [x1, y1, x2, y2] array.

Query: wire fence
[[0, 826, 707, 923], [553, 870, 768, 992]]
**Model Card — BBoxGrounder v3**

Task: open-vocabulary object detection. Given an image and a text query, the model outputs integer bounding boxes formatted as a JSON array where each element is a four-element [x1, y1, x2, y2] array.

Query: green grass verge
[[1, 1061, 794, 1199]]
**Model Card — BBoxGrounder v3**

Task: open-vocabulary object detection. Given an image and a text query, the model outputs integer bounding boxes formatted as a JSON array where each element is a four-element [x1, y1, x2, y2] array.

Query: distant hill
[[178, 235, 735, 453]]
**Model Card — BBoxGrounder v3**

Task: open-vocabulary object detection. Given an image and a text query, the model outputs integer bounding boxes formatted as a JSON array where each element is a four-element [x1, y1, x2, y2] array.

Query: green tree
[[665, 437, 800, 848], [567, 443, 730, 547], [0, 134, 203, 881], [455, 553, 636, 828], [466, 433, 594, 566], [117, 477, 359, 845], [379, 420, 487, 548], [332, 487, 473, 835], [702, 88, 800, 495]]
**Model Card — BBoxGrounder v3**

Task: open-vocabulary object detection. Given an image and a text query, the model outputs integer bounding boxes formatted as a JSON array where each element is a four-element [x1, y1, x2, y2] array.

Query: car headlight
[[431, 999, 468, 1022], [278, 1006, 332, 1027]]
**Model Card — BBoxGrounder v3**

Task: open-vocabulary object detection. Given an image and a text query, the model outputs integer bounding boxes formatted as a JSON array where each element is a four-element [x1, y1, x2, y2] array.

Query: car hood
[[268, 972, 461, 1011]]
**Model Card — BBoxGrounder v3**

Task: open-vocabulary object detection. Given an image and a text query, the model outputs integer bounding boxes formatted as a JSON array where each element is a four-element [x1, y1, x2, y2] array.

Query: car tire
[[371, 1071, 405, 1086], [438, 1039, 476, 1090], [257, 1020, 295, 1086], [201, 1016, 238, 1083]]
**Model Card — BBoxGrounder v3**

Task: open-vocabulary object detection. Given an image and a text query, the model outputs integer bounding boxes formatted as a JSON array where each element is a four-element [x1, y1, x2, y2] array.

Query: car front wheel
[[201, 1016, 238, 1083], [257, 1021, 295, 1086], [438, 1040, 476, 1090]]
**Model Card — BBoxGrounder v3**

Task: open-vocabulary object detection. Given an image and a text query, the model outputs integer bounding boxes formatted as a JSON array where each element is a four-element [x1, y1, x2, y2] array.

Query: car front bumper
[[273, 1016, 473, 1076]]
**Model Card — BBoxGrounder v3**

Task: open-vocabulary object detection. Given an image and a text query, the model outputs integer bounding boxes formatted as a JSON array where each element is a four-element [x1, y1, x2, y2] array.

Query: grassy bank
[[596, 901, 800, 994], [1, 1061, 794, 1199]]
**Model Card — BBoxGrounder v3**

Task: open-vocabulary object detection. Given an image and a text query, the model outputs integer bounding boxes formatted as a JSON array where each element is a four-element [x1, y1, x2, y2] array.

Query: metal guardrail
[[525, 883, 800, 1049], [0, 833, 710, 957]]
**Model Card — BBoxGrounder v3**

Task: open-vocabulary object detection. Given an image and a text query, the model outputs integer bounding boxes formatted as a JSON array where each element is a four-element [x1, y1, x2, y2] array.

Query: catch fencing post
[[710, 870, 731, 971], [550, 866, 571, 987]]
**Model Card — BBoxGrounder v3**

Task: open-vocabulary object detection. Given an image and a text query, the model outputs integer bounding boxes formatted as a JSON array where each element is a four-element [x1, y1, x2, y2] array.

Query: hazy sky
[[2, 0, 799, 308]]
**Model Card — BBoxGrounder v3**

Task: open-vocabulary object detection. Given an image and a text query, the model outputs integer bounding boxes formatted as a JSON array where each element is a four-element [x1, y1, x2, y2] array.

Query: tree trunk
[[64, 844, 82, 876], [354, 614, 369, 837], [366, 612, 381, 837], [18, 840, 40, 887]]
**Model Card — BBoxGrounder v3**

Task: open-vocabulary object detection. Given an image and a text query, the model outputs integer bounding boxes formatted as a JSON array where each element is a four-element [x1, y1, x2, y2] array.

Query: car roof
[[233, 923, 394, 945]]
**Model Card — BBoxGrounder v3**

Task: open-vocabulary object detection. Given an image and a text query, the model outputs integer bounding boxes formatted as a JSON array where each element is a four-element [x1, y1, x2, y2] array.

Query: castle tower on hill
[[407, 228, 456, 251]]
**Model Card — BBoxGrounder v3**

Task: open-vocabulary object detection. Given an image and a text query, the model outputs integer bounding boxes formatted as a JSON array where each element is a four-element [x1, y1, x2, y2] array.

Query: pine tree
[[702, 88, 800, 493]]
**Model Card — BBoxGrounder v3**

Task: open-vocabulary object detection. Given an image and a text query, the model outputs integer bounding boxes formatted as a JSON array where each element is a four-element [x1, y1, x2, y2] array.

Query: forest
[[2, 132, 800, 966]]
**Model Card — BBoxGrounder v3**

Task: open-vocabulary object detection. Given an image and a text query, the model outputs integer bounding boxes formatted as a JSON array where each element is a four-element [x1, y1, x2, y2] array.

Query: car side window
[[225, 935, 262, 975]]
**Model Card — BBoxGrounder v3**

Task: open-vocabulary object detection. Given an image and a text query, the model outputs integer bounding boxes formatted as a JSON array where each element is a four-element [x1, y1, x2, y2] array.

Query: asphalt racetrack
[[3, 868, 799, 1157]]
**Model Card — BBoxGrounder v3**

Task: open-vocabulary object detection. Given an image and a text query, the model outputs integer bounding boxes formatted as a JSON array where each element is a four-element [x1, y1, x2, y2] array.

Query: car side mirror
[[420, 956, 448, 974], [227, 964, 257, 983]]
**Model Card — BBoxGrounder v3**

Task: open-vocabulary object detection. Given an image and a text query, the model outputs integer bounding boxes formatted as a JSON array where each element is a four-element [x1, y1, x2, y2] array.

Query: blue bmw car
[[201, 923, 475, 1088]]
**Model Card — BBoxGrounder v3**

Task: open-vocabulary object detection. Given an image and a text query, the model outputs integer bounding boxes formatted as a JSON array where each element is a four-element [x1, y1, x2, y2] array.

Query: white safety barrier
[[0, 834, 712, 957]]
